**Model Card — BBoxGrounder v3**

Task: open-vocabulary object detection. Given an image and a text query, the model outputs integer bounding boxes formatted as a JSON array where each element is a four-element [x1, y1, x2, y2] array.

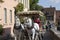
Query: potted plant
[[0, 0, 4, 3]]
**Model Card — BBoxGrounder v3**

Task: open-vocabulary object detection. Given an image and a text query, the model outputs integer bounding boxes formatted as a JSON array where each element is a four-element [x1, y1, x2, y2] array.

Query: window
[[47, 16, 53, 20], [4, 8, 7, 23], [45, 11, 49, 15], [10, 10, 12, 23]]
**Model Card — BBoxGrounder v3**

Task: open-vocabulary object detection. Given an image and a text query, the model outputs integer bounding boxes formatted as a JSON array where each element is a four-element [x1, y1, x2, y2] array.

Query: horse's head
[[14, 16, 25, 30], [23, 17, 28, 21], [15, 16, 21, 26], [23, 17, 33, 28]]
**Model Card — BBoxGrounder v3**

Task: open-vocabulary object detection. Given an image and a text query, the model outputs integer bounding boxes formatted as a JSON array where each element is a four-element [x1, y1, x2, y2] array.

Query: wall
[[43, 7, 56, 25], [56, 11, 60, 25], [0, 0, 18, 36]]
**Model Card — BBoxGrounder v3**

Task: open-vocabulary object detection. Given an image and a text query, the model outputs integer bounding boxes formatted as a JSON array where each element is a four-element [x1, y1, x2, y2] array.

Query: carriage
[[17, 11, 44, 23], [14, 11, 45, 40]]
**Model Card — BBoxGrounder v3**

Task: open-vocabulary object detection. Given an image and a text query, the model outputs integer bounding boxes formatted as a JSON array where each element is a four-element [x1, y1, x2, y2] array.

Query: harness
[[24, 17, 34, 30], [14, 24, 22, 30]]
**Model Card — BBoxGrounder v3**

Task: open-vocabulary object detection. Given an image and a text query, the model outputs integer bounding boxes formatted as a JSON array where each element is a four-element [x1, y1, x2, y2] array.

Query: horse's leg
[[25, 29, 31, 40], [14, 36, 17, 40], [28, 32, 31, 40], [35, 32, 39, 40], [19, 31, 22, 40], [13, 32, 18, 40], [19, 32, 20, 40], [32, 28, 35, 40]]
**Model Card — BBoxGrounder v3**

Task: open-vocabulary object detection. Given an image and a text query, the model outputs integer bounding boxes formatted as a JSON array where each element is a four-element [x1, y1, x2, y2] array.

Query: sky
[[38, 0, 60, 10]]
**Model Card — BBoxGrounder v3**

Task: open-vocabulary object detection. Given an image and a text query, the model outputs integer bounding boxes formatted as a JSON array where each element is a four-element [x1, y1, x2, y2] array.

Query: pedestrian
[[47, 21, 51, 30], [46, 25, 48, 31], [34, 16, 41, 27], [34, 16, 42, 31]]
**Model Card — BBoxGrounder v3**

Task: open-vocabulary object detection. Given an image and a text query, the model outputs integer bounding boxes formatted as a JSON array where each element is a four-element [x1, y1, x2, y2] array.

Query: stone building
[[56, 10, 60, 26], [42, 7, 56, 24], [42, 7, 60, 26], [0, 0, 18, 36], [0, 0, 30, 36]]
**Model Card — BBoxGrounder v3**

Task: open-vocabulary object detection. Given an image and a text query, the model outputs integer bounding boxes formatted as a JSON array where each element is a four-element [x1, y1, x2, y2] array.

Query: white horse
[[13, 16, 24, 40], [13, 16, 40, 40], [24, 17, 40, 40]]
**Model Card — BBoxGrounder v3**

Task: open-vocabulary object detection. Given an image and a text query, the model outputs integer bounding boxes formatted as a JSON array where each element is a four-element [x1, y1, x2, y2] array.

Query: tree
[[30, 0, 43, 10], [0, 0, 3, 2], [15, 3, 24, 13], [30, 0, 39, 10], [30, 0, 39, 5], [35, 5, 43, 10]]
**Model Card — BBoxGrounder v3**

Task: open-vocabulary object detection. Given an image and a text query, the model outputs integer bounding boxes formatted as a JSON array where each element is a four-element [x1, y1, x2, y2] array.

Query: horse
[[13, 16, 40, 40], [13, 16, 24, 40], [23, 17, 40, 40]]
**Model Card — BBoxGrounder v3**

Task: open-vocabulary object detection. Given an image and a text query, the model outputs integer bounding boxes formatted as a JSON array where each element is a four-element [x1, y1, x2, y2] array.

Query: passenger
[[34, 17, 41, 27]]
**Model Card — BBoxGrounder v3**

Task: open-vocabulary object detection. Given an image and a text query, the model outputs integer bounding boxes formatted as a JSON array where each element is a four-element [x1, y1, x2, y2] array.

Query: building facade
[[0, 0, 18, 36], [19, 0, 30, 11], [56, 10, 60, 26], [0, 0, 30, 36], [42, 7, 60, 26], [42, 7, 56, 24]]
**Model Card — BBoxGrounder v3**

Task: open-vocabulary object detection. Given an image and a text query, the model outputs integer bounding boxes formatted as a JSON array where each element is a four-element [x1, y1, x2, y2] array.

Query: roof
[[43, 7, 56, 12], [17, 11, 44, 16]]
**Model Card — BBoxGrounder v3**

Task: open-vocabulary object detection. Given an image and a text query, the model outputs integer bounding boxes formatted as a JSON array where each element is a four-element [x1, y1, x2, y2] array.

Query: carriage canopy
[[16, 11, 45, 25], [17, 11, 44, 16]]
